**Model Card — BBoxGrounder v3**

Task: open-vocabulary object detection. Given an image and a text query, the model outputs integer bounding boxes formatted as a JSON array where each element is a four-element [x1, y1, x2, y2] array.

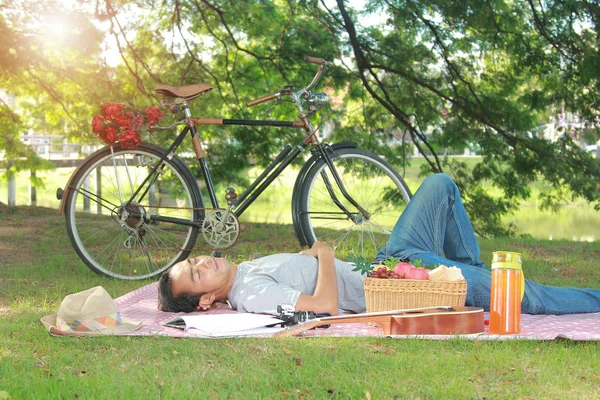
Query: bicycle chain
[[131, 204, 240, 250], [135, 204, 227, 211]]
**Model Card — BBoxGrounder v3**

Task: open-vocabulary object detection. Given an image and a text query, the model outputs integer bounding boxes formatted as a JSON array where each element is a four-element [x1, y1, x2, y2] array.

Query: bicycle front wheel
[[296, 148, 411, 260], [64, 143, 203, 280]]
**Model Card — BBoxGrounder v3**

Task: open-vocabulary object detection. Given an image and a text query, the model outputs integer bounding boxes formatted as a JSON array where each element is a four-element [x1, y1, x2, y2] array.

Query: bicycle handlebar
[[246, 56, 329, 107], [305, 56, 325, 65], [246, 93, 278, 107]]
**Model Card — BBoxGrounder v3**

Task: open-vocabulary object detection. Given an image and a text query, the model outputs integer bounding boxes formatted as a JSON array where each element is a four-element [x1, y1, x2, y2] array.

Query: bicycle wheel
[[64, 143, 203, 280], [296, 148, 411, 260]]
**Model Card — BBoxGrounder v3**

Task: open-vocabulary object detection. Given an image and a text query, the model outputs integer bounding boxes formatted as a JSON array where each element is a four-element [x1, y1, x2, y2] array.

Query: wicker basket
[[363, 277, 467, 312]]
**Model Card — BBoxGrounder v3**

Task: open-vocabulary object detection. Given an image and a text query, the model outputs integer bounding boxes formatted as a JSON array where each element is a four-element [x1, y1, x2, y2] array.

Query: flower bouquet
[[91, 103, 163, 149]]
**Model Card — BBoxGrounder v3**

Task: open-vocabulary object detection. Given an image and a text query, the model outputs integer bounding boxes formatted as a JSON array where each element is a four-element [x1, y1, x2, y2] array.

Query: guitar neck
[[274, 306, 455, 338], [319, 306, 451, 323]]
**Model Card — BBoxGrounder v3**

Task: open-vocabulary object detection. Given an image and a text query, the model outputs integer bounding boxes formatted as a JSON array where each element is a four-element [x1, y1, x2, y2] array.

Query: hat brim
[[41, 314, 141, 337]]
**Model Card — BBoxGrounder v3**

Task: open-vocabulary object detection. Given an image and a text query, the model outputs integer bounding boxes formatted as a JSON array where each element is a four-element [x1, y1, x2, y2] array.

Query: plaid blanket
[[115, 282, 600, 340]]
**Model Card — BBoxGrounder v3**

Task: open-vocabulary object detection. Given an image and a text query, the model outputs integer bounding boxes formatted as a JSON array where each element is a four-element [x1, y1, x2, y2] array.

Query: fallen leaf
[[294, 357, 302, 367], [365, 391, 371, 400], [283, 349, 293, 354]]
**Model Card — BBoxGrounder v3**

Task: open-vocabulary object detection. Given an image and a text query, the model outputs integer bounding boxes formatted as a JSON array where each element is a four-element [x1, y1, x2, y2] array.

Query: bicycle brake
[[260, 97, 282, 115]]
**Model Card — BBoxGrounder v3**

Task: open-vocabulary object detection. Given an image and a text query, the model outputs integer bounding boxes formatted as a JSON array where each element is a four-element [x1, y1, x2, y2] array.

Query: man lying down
[[158, 174, 600, 316]]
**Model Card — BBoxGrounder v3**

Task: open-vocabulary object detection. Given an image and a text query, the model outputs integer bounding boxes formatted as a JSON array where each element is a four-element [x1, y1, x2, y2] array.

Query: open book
[[164, 313, 285, 337]]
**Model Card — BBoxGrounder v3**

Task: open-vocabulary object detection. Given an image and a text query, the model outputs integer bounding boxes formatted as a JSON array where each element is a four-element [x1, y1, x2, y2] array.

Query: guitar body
[[388, 306, 484, 335], [275, 306, 485, 337]]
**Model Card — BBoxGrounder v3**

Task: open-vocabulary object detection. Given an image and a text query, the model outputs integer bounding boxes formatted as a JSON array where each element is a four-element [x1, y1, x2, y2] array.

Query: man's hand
[[299, 241, 334, 259]]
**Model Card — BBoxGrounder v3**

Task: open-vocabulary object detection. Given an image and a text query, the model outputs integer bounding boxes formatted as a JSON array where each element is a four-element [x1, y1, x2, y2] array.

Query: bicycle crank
[[202, 210, 240, 249]]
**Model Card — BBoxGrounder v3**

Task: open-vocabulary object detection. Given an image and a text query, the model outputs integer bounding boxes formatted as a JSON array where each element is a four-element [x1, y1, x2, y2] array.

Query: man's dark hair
[[158, 268, 203, 312]]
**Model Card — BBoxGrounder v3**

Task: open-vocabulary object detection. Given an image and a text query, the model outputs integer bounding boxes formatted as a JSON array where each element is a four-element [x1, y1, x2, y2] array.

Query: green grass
[[1, 205, 600, 399]]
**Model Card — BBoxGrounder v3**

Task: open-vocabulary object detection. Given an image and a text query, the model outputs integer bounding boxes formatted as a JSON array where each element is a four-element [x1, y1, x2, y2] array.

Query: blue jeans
[[376, 173, 600, 315]]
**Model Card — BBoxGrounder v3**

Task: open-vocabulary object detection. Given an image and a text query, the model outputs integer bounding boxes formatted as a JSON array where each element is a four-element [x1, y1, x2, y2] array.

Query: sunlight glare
[[41, 15, 72, 44]]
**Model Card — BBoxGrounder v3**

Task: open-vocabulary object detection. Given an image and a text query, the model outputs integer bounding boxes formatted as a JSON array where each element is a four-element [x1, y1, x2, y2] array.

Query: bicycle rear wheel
[[64, 143, 203, 280], [296, 148, 411, 260]]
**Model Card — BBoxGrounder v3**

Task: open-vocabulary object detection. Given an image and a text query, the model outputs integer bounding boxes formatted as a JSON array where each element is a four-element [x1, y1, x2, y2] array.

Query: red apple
[[392, 262, 415, 278], [405, 267, 430, 280]]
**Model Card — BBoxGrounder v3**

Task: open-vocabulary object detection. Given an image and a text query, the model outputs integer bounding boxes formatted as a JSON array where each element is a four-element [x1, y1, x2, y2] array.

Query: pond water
[[503, 204, 599, 242], [2, 168, 599, 242]]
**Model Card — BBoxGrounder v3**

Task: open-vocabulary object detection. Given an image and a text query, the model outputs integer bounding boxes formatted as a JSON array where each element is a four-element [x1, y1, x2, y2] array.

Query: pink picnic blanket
[[115, 283, 600, 340]]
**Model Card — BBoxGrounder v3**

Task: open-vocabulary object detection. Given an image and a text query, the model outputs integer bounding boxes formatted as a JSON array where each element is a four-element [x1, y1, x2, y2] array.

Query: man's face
[[169, 256, 233, 300]]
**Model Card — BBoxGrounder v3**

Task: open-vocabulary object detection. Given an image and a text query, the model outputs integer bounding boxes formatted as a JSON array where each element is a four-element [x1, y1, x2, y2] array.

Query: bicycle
[[57, 56, 412, 280]]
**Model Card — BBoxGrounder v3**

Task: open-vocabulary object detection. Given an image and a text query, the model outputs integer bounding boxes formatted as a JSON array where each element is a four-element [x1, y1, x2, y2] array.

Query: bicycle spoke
[[66, 144, 201, 280], [74, 187, 120, 212], [298, 148, 411, 260]]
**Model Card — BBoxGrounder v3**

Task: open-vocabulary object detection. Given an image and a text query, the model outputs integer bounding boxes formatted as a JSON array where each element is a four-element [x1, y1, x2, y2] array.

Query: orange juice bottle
[[489, 251, 524, 334]]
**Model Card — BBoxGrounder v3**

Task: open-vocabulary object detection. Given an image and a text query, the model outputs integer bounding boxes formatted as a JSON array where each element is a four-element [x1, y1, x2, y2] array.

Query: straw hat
[[41, 286, 141, 336]]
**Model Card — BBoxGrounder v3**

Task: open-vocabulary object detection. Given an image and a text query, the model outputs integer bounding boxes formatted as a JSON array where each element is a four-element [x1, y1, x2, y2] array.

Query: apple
[[405, 267, 430, 280], [392, 262, 415, 278]]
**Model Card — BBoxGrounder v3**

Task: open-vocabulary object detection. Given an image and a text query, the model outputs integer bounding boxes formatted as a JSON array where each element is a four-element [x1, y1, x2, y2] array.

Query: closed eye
[[188, 263, 195, 282]]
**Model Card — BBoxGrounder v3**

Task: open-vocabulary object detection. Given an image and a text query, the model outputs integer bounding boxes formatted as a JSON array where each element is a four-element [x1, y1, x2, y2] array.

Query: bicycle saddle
[[154, 83, 213, 101]]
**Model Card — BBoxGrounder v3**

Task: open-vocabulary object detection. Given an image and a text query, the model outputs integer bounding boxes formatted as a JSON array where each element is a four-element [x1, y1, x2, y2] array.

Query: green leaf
[[383, 257, 401, 270], [347, 253, 373, 276]]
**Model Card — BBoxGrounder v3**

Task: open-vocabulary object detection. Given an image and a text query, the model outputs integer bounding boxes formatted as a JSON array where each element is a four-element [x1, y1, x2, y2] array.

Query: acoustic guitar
[[275, 306, 485, 338]]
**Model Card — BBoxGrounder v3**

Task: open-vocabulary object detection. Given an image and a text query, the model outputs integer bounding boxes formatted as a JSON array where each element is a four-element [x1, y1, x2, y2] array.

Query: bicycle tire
[[295, 148, 411, 261], [64, 143, 203, 280]]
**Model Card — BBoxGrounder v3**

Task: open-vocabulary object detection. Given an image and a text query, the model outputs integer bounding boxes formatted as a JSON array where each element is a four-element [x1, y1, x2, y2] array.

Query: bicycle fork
[[316, 144, 372, 222]]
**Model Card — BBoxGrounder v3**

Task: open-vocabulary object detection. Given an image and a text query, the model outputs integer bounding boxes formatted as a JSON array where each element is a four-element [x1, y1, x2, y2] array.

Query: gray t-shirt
[[227, 253, 366, 314]]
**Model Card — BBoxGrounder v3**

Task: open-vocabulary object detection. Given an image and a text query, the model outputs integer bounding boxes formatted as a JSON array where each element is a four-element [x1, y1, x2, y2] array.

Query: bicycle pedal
[[211, 250, 222, 258], [225, 188, 238, 205]]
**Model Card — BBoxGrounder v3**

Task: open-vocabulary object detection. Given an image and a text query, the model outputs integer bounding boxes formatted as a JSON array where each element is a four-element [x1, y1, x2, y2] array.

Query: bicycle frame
[[59, 57, 369, 232], [129, 113, 367, 229]]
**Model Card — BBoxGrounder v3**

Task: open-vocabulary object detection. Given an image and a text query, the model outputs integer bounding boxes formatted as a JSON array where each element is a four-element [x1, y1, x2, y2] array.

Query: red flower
[[120, 130, 141, 149], [145, 106, 163, 125], [101, 103, 126, 120], [99, 125, 118, 146], [114, 113, 133, 129], [93, 103, 162, 149], [92, 115, 104, 133]]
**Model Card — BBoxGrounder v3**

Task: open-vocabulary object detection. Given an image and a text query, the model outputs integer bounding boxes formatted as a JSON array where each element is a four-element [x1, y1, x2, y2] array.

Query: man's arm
[[295, 241, 339, 316]]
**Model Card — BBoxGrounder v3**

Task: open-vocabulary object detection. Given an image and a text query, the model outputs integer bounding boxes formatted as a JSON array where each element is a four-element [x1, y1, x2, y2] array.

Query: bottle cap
[[491, 251, 522, 270], [491, 251, 525, 299]]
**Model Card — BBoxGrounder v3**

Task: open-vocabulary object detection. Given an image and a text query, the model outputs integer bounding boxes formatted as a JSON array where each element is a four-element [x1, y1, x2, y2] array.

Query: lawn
[[1, 205, 600, 399]]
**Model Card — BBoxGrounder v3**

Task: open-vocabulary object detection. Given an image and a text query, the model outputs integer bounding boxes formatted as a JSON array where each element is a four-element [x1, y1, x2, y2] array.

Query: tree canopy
[[1, 0, 599, 236]]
